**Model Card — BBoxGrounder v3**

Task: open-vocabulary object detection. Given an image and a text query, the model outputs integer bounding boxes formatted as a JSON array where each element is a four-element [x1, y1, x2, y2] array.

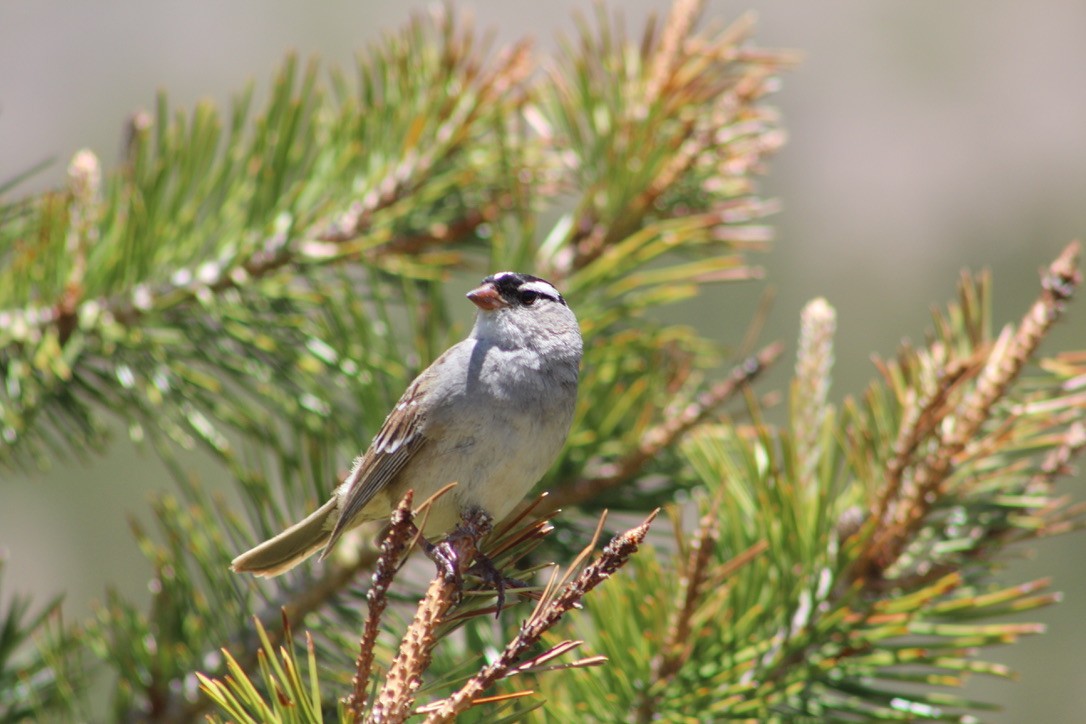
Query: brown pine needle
[[506, 640, 585, 675]]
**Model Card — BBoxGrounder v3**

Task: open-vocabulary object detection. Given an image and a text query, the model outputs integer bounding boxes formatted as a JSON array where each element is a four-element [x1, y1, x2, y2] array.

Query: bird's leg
[[422, 509, 493, 592], [421, 509, 525, 615], [459, 509, 535, 616], [422, 509, 532, 615], [420, 536, 463, 590]]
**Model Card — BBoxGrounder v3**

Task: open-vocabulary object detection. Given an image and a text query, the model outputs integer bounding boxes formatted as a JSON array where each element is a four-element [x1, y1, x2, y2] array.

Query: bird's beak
[[466, 282, 508, 310]]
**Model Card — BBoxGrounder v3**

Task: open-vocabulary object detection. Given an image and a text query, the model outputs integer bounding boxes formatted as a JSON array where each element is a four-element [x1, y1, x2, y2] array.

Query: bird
[[231, 271, 582, 578]]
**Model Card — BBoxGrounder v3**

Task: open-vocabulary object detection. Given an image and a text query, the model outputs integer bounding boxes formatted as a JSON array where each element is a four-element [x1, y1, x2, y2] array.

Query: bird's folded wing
[[321, 395, 429, 555]]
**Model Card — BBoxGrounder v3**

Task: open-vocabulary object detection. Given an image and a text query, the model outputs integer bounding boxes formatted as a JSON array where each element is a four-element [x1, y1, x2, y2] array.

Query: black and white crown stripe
[[485, 271, 567, 306]]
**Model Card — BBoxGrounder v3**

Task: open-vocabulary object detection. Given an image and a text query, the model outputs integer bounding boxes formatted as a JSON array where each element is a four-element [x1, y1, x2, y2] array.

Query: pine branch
[[422, 511, 656, 723], [162, 8, 790, 716], [197, 505, 655, 724], [0, 561, 82, 721], [345, 493, 417, 721], [634, 503, 766, 724], [0, 7, 536, 474], [531, 238, 1086, 721], [364, 505, 493, 724], [857, 241, 1082, 580], [551, 341, 782, 511]]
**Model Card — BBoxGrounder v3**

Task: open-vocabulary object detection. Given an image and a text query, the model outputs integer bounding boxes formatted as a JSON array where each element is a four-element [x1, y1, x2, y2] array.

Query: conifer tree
[[2, 2, 1084, 721]]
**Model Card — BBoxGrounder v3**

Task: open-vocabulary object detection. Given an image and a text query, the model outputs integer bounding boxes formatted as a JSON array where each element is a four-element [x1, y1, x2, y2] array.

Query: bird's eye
[[518, 289, 539, 305]]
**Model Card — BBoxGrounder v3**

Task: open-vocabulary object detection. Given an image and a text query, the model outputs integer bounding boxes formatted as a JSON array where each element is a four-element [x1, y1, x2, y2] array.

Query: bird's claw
[[466, 552, 529, 617]]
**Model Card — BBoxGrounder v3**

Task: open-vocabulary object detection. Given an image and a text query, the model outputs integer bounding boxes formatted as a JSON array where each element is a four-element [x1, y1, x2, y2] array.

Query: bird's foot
[[466, 551, 531, 617], [422, 509, 528, 614], [420, 509, 492, 588]]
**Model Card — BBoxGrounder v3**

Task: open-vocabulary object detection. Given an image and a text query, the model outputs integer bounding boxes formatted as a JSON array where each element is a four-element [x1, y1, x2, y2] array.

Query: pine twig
[[570, 0, 708, 269], [171, 552, 379, 724], [180, 489, 453, 723], [858, 241, 1082, 579], [645, 0, 705, 103], [345, 492, 417, 722], [38, 192, 499, 349], [315, 39, 534, 248], [634, 503, 765, 724], [55, 150, 102, 342], [982, 420, 1086, 546], [422, 510, 658, 723], [366, 577, 455, 724], [367, 511, 490, 724], [635, 504, 717, 724], [1035, 421, 1086, 487], [551, 342, 783, 511], [24, 25, 537, 350], [867, 354, 980, 537]]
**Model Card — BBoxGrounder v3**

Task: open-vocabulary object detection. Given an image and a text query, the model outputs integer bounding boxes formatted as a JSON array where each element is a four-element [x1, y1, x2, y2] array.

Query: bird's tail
[[231, 498, 338, 577]]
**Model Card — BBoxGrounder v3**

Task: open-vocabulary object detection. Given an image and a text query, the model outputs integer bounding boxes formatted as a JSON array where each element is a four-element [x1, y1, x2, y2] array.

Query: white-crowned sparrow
[[231, 271, 582, 577]]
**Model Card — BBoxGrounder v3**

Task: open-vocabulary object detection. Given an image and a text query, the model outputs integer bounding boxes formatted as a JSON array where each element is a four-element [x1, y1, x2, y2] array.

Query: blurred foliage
[[2, 1, 1085, 722], [0, 562, 84, 721]]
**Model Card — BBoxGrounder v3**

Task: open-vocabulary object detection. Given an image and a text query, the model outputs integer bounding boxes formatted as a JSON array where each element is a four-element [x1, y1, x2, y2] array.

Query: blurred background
[[2, 1, 1084, 719]]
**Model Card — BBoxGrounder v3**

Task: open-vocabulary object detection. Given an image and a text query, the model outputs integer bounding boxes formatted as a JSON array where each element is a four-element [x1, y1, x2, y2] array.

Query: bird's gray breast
[[419, 337, 575, 515]]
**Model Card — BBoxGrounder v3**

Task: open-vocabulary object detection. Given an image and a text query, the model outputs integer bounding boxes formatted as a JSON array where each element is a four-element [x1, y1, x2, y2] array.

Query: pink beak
[[466, 282, 508, 310]]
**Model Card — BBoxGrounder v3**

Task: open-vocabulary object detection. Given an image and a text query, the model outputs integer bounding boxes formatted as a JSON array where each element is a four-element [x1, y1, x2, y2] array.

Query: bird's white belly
[[404, 410, 564, 535]]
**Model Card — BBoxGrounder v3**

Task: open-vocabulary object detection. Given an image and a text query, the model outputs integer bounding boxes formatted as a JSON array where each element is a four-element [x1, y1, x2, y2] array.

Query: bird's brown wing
[[320, 380, 430, 557]]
